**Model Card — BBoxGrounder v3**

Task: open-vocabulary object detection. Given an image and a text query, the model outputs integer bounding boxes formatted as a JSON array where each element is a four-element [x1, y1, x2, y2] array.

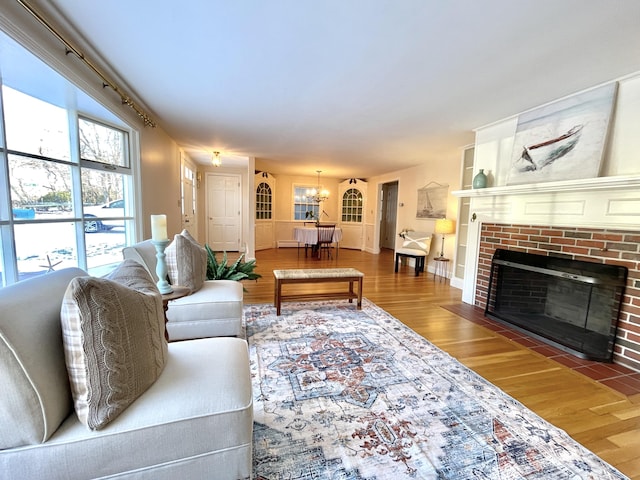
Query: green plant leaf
[[229, 254, 244, 273], [205, 244, 261, 283]]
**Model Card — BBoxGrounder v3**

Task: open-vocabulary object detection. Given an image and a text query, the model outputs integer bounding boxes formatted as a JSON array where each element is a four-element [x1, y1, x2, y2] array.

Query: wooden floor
[[243, 247, 640, 479]]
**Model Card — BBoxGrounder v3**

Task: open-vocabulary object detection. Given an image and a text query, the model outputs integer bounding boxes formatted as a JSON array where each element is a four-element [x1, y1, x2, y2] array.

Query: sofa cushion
[[166, 279, 244, 340], [0, 268, 86, 449], [0, 337, 253, 479], [166, 229, 207, 292], [60, 260, 167, 430]]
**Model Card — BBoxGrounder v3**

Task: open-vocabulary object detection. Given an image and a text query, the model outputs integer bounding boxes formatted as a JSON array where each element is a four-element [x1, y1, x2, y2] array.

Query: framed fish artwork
[[506, 82, 617, 185]]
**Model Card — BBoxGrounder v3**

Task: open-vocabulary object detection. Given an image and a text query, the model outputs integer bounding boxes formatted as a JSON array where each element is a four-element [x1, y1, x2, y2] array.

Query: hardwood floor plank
[[243, 247, 640, 478]]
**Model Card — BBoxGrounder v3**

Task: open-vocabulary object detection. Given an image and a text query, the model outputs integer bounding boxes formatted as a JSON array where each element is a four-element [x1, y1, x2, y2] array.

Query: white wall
[[473, 72, 640, 187], [366, 152, 462, 264]]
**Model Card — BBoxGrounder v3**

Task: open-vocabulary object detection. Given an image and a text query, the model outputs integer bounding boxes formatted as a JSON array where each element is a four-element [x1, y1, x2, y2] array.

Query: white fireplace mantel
[[452, 174, 640, 198], [452, 173, 640, 305]]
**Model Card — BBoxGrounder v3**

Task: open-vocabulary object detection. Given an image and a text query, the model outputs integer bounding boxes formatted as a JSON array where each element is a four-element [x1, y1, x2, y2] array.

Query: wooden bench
[[273, 268, 364, 315]]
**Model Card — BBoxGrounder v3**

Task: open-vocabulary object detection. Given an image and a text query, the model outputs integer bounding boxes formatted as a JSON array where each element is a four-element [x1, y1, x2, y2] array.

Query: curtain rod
[[16, 0, 157, 128]]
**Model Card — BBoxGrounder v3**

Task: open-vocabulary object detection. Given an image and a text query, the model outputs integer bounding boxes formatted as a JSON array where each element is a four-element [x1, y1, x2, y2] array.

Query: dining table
[[293, 226, 342, 257]]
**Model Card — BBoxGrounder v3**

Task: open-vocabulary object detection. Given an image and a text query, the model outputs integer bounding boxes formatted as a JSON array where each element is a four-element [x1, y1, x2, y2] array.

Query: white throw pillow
[[402, 232, 432, 252]]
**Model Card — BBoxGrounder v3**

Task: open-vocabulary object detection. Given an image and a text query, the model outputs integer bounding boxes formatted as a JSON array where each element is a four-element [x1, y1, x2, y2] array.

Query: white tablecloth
[[293, 226, 342, 244]]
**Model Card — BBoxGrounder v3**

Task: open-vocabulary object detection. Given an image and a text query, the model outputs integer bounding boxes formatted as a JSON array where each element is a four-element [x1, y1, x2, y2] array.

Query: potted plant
[[205, 245, 261, 289]]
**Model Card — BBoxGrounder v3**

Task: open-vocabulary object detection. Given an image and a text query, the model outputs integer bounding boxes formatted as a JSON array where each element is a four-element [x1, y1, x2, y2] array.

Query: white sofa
[[123, 239, 243, 340], [0, 267, 253, 479]]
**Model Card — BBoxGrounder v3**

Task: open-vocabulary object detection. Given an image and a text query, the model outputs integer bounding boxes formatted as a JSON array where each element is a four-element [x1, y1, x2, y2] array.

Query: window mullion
[[0, 80, 18, 285], [69, 110, 88, 271]]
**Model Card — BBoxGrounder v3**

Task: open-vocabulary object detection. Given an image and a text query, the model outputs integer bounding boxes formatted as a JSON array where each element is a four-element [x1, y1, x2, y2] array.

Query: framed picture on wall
[[416, 182, 448, 219], [506, 82, 617, 186]]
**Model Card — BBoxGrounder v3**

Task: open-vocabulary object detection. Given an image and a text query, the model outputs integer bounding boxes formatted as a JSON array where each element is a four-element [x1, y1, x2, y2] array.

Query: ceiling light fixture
[[212, 151, 222, 167], [306, 170, 330, 203]]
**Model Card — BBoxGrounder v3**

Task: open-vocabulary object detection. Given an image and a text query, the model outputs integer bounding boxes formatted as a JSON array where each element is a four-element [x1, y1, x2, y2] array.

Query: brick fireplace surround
[[474, 223, 640, 372]]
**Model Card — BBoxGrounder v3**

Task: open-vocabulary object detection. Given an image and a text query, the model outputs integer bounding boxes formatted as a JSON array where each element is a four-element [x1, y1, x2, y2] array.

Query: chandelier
[[306, 170, 330, 203], [212, 151, 222, 167]]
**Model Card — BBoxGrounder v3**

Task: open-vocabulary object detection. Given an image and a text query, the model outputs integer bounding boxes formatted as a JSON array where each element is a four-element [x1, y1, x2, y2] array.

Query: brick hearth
[[474, 223, 640, 372]]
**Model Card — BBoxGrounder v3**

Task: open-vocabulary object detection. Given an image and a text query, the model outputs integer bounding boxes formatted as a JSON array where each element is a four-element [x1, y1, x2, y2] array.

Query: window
[[256, 182, 272, 220], [293, 186, 318, 221], [0, 31, 138, 286], [181, 162, 197, 220], [342, 188, 363, 222]]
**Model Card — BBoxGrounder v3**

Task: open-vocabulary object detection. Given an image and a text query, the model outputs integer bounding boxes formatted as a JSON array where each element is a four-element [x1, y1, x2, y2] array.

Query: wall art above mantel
[[506, 82, 618, 186]]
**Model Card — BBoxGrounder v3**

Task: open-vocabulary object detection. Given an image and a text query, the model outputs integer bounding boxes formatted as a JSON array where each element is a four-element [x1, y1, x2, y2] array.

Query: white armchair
[[123, 237, 243, 340], [394, 231, 433, 276]]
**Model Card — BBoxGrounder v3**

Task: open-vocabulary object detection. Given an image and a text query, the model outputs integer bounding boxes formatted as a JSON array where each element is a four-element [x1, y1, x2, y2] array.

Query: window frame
[[292, 184, 319, 221], [0, 37, 141, 286]]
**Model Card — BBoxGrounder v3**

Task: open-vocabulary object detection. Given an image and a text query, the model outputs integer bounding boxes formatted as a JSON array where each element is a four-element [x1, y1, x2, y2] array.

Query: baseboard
[[277, 241, 299, 248]]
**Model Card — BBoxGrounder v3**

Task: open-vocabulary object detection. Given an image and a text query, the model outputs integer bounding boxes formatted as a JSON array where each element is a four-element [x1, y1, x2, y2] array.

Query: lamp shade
[[435, 218, 455, 235]]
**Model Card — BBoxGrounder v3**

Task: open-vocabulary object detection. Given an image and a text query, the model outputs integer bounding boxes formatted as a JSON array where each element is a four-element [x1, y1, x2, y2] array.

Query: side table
[[433, 257, 450, 281], [161, 286, 191, 341]]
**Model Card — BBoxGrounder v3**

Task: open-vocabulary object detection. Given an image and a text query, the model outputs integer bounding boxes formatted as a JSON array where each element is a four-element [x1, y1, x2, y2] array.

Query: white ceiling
[[41, 1, 640, 179]]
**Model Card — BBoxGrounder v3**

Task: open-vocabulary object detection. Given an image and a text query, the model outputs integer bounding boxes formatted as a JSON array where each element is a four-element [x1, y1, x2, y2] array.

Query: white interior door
[[206, 173, 241, 252], [380, 181, 398, 250]]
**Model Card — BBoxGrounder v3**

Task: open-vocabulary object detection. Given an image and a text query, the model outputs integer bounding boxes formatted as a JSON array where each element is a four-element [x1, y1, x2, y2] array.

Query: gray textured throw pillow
[[60, 260, 167, 430], [165, 229, 206, 292]]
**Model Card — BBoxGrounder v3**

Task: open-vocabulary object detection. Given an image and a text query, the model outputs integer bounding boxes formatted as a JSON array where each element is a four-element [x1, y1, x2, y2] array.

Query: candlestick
[[150, 214, 167, 241], [151, 239, 173, 294]]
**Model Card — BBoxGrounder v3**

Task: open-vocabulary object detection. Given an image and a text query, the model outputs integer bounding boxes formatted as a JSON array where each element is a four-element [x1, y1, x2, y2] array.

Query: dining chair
[[316, 224, 336, 260]]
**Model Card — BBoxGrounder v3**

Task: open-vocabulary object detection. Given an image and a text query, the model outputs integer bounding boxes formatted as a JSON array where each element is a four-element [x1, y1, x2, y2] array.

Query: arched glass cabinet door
[[254, 172, 276, 250], [338, 179, 367, 250]]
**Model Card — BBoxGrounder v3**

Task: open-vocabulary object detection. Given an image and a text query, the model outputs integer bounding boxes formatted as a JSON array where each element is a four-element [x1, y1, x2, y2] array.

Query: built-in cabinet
[[450, 146, 474, 290], [338, 179, 368, 250], [254, 173, 276, 250]]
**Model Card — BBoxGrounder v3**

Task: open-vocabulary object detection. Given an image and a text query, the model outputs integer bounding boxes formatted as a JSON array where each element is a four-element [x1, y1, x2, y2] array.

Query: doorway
[[206, 173, 241, 252], [379, 181, 398, 250]]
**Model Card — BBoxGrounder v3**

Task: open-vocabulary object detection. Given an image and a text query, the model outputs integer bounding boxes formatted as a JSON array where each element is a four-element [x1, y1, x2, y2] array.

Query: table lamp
[[435, 218, 455, 258]]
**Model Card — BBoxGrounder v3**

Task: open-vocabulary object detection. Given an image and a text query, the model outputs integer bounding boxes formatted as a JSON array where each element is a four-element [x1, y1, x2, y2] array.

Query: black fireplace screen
[[485, 249, 627, 361]]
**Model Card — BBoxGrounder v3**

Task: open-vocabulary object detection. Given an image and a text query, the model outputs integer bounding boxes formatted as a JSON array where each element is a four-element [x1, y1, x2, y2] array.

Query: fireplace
[[485, 249, 628, 362]]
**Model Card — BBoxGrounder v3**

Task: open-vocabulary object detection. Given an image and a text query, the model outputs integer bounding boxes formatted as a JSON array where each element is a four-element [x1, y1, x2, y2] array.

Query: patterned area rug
[[245, 299, 627, 480]]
